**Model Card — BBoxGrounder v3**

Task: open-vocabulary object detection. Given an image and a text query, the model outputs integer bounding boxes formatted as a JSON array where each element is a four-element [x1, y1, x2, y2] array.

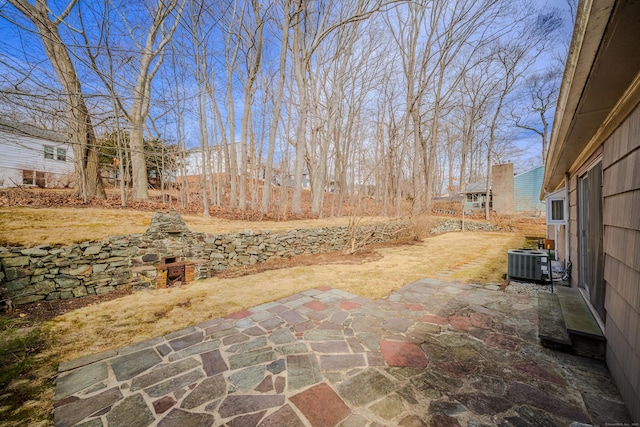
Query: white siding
[[0, 129, 74, 188]]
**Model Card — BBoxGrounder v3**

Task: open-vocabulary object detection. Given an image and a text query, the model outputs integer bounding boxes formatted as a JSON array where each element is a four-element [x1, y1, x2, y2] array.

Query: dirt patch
[[5, 288, 132, 324], [215, 249, 385, 279]]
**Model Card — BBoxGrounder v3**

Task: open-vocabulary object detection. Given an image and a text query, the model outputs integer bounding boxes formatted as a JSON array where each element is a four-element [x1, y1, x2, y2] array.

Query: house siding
[[568, 174, 579, 289], [602, 102, 640, 422], [514, 166, 545, 214], [0, 129, 74, 188]]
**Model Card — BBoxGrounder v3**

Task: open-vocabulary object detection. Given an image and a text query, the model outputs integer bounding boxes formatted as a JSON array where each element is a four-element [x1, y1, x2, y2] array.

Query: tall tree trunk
[[9, 0, 105, 200]]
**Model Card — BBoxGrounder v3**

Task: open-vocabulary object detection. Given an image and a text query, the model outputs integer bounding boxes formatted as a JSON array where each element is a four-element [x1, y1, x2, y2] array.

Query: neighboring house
[[462, 182, 491, 212], [463, 164, 545, 216], [542, 0, 640, 421], [514, 166, 545, 215], [0, 119, 74, 188]]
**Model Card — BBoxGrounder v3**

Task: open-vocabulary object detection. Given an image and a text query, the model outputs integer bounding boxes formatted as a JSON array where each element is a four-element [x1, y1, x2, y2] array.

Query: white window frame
[[546, 190, 566, 224], [56, 147, 67, 161], [44, 145, 54, 160]]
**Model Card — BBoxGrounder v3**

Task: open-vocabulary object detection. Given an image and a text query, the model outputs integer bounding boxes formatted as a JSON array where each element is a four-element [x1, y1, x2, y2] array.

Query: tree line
[[0, 0, 572, 217]]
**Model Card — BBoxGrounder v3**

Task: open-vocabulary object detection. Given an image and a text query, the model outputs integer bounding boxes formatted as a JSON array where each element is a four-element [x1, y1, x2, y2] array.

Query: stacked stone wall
[[0, 212, 412, 306]]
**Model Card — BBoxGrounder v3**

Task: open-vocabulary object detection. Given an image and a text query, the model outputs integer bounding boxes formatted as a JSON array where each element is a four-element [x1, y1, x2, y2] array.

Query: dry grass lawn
[[0, 207, 386, 247]]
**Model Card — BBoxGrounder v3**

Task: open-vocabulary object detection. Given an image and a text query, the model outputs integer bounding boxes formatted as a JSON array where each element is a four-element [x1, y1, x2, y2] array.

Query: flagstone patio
[[53, 279, 632, 426]]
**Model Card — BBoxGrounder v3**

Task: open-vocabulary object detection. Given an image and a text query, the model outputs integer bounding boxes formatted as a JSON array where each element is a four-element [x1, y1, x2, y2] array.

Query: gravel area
[[505, 279, 553, 295]]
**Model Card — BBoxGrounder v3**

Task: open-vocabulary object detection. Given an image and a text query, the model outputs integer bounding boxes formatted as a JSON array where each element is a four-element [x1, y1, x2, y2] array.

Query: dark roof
[[464, 182, 489, 194], [0, 118, 68, 143]]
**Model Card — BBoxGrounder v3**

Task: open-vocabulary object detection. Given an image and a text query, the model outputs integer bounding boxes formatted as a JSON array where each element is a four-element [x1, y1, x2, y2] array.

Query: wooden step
[[555, 287, 605, 340], [538, 287, 606, 360], [538, 292, 572, 350], [556, 287, 606, 360]]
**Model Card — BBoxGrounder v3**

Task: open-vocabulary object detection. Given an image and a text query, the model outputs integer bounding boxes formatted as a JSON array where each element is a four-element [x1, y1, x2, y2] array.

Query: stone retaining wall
[[0, 212, 412, 306]]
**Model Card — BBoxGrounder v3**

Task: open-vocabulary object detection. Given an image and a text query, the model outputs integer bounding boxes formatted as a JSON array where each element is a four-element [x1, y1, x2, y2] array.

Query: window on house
[[23, 170, 34, 185], [547, 196, 566, 224], [35, 171, 45, 187], [56, 147, 66, 161], [44, 146, 54, 159]]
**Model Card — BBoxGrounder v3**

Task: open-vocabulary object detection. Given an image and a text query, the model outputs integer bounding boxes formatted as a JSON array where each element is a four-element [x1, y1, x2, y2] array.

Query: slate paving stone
[[181, 375, 227, 409], [340, 301, 362, 310], [266, 359, 285, 374], [304, 300, 328, 311], [420, 314, 449, 326], [228, 365, 266, 390], [356, 332, 382, 351], [454, 392, 512, 416], [153, 396, 177, 414], [217, 395, 285, 418], [337, 368, 396, 406], [380, 340, 429, 368], [269, 328, 297, 344], [244, 325, 267, 336], [583, 392, 632, 424], [381, 317, 414, 333], [200, 349, 228, 376], [311, 340, 351, 353], [106, 393, 155, 427], [110, 348, 161, 381], [275, 342, 309, 355], [274, 376, 286, 393], [398, 415, 428, 426], [484, 333, 523, 351], [507, 381, 590, 422], [54, 387, 123, 427], [469, 374, 507, 395], [119, 337, 165, 356], [428, 414, 461, 427], [58, 349, 117, 373], [346, 337, 365, 353], [330, 310, 349, 324], [130, 358, 200, 391], [254, 375, 273, 392], [225, 309, 253, 319], [223, 333, 249, 345], [228, 336, 268, 353], [164, 327, 197, 340], [258, 404, 304, 427], [448, 316, 471, 330], [369, 393, 406, 420], [504, 405, 565, 427], [157, 408, 215, 427], [228, 348, 275, 370], [510, 361, 567, 385], [144, 369, 204, 397], [304, 328, 345, 340], [279, 309, 307, 325], [55, 362, 108, 400], [290, 382, 351, 427], [320, 354, 366, 370], [338, 414, 369, 427], [75, 419, 103, 427], [227, 411, 267, 427], [259, 316, 286, 330], [429, 400, 467, 416], [287, 353, 323, 391]]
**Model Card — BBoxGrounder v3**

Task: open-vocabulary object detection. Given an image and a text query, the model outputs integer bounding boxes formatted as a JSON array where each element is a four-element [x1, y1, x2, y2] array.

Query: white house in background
[[0, 119, 74, 188]]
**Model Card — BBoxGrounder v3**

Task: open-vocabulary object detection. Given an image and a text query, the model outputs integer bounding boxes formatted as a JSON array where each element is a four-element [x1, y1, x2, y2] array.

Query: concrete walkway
[[53, 279, 631, 426]]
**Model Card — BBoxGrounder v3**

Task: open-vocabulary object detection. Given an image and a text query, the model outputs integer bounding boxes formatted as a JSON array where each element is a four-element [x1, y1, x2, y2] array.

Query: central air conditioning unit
[[507, 249, 549, 282]]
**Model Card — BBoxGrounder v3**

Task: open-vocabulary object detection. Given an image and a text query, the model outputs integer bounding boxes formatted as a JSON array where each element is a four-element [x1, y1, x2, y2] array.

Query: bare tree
[[6, 0, 105, 200], [261, 0, 293, 214], [124, 0, 185, 201], [513, 67, 561, 163]]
